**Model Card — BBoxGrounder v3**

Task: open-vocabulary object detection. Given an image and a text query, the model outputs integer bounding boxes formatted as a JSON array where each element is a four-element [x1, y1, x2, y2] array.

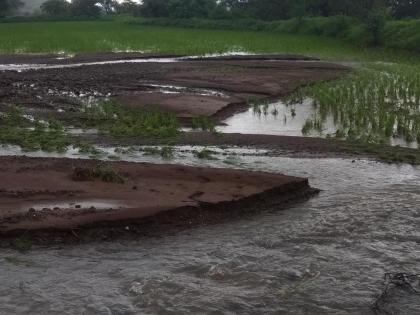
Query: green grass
[[0, 20, 419, 63]]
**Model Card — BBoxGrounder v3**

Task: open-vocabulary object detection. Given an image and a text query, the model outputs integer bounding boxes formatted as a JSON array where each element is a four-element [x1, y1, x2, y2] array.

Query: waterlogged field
[[0, 20, 418, 63], [303, 64, 420, 144], [1, 20, 420, 153]]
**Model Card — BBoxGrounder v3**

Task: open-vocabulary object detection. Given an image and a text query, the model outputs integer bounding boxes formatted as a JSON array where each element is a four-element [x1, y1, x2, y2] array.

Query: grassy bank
[[0, 20, 419, 63]]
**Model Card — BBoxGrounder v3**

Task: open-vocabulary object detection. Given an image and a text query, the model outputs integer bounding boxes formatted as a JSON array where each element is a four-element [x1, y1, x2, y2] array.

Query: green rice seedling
[[0, 108, 70, 152], [142, 147, 161, 156], [191, 115, 216, 132], [142, 146, 175, 159], [301, 119, 313, 135], [76, 141, 103, 156], [194, 148, 217, 160], [92, 164, 125, 183], [160, 146, 175, 159], [300, 64, 420, 145], [262, 102, 269, 116], [81, 101, 180, 139], [271, 108, 279, 116], [72, 164, 125, 184]]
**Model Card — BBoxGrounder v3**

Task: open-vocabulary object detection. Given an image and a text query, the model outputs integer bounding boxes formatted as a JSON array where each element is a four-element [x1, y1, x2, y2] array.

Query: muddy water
[[0, 152, 419, 314]]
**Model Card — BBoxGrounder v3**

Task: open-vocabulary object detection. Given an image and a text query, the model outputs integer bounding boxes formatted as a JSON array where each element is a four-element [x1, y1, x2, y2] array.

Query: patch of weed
[[81, 101, 180, 139], [72, 163, 125, 184], [0, 107, 70, 152]]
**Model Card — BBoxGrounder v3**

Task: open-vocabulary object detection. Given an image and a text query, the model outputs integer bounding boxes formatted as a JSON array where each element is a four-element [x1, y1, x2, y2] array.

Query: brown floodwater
[[0, 150, 419, 314]]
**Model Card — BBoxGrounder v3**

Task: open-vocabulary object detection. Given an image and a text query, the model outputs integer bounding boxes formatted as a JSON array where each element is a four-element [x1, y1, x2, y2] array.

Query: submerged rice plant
[[296, 64, 420, 145]]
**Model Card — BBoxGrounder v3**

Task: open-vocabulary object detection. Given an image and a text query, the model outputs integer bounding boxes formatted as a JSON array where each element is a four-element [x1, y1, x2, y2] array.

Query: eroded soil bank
[[0, 156, 315, 236]]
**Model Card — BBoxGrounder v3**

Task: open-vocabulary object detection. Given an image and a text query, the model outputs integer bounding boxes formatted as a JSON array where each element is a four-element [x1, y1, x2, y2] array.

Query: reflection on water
[[219, 98, 419, 148], [219, 98, 335, 137], [0, 156, 419, 314]]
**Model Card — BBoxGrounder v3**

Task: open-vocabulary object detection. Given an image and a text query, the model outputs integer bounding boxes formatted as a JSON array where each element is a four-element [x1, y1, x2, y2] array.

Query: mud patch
[[0, 156, 314, 234]]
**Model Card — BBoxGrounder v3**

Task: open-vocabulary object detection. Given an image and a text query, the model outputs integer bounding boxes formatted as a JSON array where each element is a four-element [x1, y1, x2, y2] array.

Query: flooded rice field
[[0, 154, 419, 314], [1, 52, 420, 314], [219, 99, 420, 149]]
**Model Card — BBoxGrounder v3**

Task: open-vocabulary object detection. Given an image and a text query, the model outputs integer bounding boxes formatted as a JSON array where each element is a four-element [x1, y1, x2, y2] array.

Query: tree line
[[1, 0, 419, 19]]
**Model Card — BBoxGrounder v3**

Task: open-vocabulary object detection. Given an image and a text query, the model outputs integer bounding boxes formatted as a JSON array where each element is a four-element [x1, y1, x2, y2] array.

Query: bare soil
[[0, 156, 314, 235], [0, 53, 348, 124]]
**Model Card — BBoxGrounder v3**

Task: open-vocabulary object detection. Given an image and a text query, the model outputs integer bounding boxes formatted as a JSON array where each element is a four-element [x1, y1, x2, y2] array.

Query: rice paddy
[[295, 64, 420, 146], [0, 20, 419, 63], [1, 20, 420, 154]]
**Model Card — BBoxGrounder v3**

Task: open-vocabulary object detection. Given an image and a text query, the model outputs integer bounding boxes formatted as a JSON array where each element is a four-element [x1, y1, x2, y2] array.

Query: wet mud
[[0, 156, 315, 235], [0, 53, 348, 125], [0, 53, 353, 236]]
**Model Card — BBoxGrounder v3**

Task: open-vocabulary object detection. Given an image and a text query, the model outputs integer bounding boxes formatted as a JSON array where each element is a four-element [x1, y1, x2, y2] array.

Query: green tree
[[71, 0, 101, 17], [168, 0, 216, 19], [41, 0, 70, 16], [0, 0, 22, 17], [388, 0, 420, 18], [99, 0, 117, 14], [140, 0, 170, 17], [115, 0, 138, 15]]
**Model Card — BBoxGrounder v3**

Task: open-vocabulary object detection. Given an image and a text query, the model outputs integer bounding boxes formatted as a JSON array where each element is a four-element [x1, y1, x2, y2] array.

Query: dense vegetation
[[4, 0, 417, 20], [2, 20, 419, 63], [1, 1, 418, 52], [292, 64, 420, 145]]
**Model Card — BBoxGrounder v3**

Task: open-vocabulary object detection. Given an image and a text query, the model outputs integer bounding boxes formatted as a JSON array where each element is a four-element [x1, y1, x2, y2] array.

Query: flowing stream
[[0, 153, 419, 314]]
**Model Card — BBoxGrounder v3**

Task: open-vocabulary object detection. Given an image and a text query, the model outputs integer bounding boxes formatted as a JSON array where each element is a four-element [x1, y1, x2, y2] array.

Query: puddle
[[23, 200, 125, 212], [66, 127, 98, 135], [219, 98, 335, 137], [218, 98, 420, 148], [142, 83, 228, 98], [0, 58, 181, 72], [0, 51, 312, 72]]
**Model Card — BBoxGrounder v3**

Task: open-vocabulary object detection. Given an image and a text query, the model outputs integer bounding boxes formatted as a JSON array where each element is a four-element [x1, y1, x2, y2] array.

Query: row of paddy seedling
[[294, 64, 420, 144]]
